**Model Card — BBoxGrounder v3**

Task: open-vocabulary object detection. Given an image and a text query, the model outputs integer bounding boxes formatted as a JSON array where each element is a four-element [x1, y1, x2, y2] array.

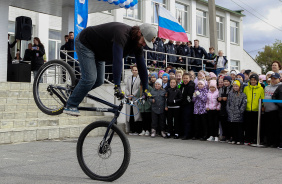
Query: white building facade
[[6, 0, 261, 78]]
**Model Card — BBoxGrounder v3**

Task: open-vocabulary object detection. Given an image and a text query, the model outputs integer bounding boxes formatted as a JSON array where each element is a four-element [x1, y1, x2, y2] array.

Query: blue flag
[[74, 0, 88, 59]]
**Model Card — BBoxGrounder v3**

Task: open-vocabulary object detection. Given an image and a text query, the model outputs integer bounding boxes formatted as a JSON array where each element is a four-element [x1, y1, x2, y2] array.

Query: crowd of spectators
[[125, 61, 282, 150], [143, 38, 228, 76]]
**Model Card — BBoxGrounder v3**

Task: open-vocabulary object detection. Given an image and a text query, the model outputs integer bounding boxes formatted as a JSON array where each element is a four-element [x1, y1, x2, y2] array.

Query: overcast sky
[[215, 0, 282, 58]]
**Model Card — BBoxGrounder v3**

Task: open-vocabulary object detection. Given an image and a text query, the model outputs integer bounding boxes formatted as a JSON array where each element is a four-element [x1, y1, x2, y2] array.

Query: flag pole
[[155, 3, 160, 37]]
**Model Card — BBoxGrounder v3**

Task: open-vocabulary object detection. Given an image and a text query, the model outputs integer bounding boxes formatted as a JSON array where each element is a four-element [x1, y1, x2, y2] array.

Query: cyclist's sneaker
[[114, 85, 125, 100], [214, 137, 219, 142], [63, 107, 80, 116]]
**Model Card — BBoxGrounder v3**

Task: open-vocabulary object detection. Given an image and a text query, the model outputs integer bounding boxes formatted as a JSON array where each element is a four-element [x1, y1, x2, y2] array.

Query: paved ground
[[0, 135, 282, 184]]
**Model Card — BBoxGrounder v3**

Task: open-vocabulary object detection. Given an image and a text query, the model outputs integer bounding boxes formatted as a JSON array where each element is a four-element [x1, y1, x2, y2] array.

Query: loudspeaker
[[15, 16, 32, 41]]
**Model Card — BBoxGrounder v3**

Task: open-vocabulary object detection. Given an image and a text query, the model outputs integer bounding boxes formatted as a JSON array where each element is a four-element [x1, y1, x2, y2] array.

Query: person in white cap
[[64, 22, 157, 116]]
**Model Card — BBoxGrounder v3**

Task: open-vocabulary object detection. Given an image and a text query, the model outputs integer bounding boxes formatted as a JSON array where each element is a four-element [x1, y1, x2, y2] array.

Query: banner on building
[[74, 0, 88, 59]]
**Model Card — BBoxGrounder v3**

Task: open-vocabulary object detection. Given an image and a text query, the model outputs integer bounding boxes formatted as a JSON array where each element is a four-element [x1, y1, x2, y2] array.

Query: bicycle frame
[[48, 85, 124, 152]]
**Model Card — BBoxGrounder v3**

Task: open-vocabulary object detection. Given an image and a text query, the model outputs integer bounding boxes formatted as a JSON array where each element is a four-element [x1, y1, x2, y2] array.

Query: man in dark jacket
[[165, 40, 177, 67], [272, 85, 282, 149], [65, 31, 80, 78], [206, 47, 217, 72], [7, 34, 17, 64], [156, 37, 166, 68], [60, 35, 69, 59], [192, 39, 208, 73], [180, 73, 195, 139]]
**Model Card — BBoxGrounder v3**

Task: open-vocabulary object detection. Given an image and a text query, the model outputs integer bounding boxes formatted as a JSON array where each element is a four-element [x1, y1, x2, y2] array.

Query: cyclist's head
[[139, 23, 157, 49]]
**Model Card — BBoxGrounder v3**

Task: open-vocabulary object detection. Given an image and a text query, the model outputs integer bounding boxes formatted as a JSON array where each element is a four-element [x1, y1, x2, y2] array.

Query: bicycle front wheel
[[77, 121, 131, 181]]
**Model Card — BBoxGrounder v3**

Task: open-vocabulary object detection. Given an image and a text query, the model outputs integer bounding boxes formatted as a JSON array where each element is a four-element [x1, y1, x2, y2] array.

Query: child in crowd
[[158, 70, 165, 79], [218, 76, 233, 142], [230, 70, 237, 83], [263, 73, 281, 147], [218, 77, 224, 89], [244, 74, 264, 145], [169, 69, 176, 80], [165, 66, 173, 73], [266, 71, 274, 86], [226, 80, 247, 145], [192, 80, 208, 140], [149, 72, 158, 88], [244, 70, 251, 83], [136, 82, 153, 136], [180, 73, 195, 140], [259, 75, 266, 89], [166, 79, 182, 139], [150, 79, 167, 138], [194, 71, 207, 87], [188, 70, 196, 81], [162, 73, 170, 91], [236, 73, 248, 89], [209, 72, 217, 80], [272, 79, 282, 149], [206, 80, 221, 141], [175, 70, 183, 88]]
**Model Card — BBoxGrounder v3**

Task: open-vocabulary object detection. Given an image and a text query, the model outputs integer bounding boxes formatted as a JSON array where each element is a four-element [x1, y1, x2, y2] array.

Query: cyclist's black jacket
[[79, 22, 148, 89]]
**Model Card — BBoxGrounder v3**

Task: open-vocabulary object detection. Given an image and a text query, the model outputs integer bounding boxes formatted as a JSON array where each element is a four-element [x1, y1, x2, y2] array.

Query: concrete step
[[0, 82, 33, 91], [0, 117, 125, 144], [0, 110, 103, 120], [0, 115, 110, 130]]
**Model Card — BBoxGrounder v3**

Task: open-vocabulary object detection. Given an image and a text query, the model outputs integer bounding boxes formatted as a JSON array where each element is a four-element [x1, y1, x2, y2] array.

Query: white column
[[113, 9, 124, 22], [168, 0, 176, 17], [142, 0, 152, 23], [37, 13, 49, 61], [190, 0, 197, 42], [0, 0, 10, 82], [225, 12, 231, 71], [61, 6, 74, 43]]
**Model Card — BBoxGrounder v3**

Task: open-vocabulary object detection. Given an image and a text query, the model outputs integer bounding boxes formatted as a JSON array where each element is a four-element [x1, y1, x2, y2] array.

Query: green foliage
[[255, 40, 282, 74]]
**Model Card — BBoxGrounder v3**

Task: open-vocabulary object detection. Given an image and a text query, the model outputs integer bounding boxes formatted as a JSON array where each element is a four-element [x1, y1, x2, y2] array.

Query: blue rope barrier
[[262, 99, 282, 103]]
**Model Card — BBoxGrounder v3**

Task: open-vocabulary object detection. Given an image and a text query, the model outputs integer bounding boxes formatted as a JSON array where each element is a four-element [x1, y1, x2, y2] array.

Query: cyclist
[[63, 22, 157, 116]]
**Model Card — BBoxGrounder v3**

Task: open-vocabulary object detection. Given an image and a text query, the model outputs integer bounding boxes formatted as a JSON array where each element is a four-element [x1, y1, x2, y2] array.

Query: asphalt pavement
[[0, 135, 282, 184]]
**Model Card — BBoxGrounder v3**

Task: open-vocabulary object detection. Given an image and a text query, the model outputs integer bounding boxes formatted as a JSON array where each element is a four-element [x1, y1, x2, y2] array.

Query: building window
[[196, 10, 207, 36], [231, 60, 240, 70], [48, 30, 61, 61], [216, 16, 224, 40], [151, 0, 166, 24], [124, 2, 141, 20], [175, 2, 188, 31], [230, 21, 239, 44]]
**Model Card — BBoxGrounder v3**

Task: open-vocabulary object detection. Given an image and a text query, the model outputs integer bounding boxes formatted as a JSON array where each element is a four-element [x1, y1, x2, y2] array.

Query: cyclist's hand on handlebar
[[143, 89, 152, 100], [114, 85, 125, 100]]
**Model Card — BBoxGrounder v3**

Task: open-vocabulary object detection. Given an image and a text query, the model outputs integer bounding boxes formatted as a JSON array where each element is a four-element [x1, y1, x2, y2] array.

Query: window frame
[[230, 21, 239, 44], [124, 2, 142, 20], [175, 2, 188, 32], [216, 16, 224, 41], [230, 60, 240, 71], [151, 0, 167, 25], [48, 29, 61, 61], [196, 9, 207, 36]]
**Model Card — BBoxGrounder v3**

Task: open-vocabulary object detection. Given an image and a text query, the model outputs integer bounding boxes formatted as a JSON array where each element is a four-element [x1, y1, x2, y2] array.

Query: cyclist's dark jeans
[[66, 33, 105, 108]]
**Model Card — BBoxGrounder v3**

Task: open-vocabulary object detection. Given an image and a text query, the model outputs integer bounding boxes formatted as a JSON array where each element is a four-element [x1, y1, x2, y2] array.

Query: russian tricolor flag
[[158, 6, 188, 42]]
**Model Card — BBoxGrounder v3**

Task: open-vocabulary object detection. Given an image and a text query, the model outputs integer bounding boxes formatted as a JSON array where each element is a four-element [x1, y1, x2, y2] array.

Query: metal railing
[[59, 49, 220, 84]]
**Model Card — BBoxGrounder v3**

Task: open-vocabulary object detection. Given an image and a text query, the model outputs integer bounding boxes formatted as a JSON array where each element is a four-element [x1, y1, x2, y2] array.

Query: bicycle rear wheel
[[33, 60, 76, 115], [77, 121, 131, 181]]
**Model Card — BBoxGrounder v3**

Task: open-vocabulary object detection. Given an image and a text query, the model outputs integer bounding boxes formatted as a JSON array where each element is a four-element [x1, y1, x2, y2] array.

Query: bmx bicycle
[[33, 60, 143, 181]]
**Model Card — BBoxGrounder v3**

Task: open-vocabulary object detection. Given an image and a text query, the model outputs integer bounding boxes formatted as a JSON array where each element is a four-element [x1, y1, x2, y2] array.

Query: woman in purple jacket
[[192, 80, 208, 140]]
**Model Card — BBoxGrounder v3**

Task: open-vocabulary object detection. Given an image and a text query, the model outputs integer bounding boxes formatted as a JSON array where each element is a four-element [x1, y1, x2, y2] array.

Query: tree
[[255, 40, 282, 74]]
